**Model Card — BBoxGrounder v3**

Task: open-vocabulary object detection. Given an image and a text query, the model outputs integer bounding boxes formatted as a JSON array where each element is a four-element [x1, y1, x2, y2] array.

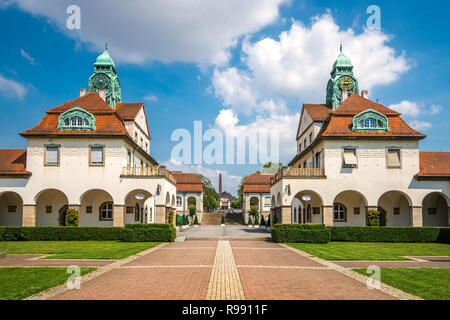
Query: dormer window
[[352, 109, 389, 133], [57, 107, 96, 131]]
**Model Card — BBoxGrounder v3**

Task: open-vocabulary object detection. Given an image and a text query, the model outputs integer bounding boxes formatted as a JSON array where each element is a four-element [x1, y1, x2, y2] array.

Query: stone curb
[[24, 243, 168, 300], [281, 244, 422, 301]]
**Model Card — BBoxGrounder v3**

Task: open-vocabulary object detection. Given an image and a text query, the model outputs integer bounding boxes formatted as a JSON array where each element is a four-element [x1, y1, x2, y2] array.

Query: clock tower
[[326, 44, 359, 110], [88, 42, 122, 108]]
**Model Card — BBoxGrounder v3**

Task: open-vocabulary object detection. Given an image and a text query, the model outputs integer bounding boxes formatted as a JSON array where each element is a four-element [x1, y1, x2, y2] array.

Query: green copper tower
[[326, 44, 359, 110], [88, 41, 122, 108]]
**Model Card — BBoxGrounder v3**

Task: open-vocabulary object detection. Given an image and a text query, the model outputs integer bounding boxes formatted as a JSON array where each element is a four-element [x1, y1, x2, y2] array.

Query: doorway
[[59, 205, 68, 226]]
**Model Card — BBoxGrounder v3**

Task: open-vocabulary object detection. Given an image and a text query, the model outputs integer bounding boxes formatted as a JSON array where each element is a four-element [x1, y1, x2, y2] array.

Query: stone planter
[[254, 225, 260, 229], [194, 224, 199, 228], [221, 224, 225, 227], [176, 226, 180, 230], [248, 225, 252, 228]]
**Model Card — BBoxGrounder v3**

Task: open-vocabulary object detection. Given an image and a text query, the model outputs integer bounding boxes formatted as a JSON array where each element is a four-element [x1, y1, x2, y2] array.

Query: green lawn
[[0, 241, 160, 259], [0, 267, 96, 300], [354, 268, 450, 300], [288, 242, 450, 261]]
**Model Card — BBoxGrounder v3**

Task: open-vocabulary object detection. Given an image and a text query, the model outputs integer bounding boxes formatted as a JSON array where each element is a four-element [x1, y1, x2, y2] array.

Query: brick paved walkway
[[25, 240, 423, 300]]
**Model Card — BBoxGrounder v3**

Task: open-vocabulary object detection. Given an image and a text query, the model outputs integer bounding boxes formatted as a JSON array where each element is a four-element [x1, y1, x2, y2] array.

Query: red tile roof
[[242, 173, 273, 193], [319, 95, 425, 138], [0, 150, 31, 176], [116, 103, 144, 120], [303, 104, 331, 121], [334, 94, 400, 115], [417, 152, 450, 178], [21, 93, 139, 137], [172, 172, 204, 193]]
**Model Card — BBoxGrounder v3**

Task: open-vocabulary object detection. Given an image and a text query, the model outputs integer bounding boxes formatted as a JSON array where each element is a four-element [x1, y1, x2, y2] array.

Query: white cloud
[[213, 12, 411, 111], [430, 104, 443, 115], [214, 108, 299, 162], [143, 95, 158, 103], [0, 74, 27, 99], [389, 101, 422, 117], [20, 48, 36, 65], [409, 120, 432, 131], [5, 0, 287, 66], [164, 158, 241, 195]]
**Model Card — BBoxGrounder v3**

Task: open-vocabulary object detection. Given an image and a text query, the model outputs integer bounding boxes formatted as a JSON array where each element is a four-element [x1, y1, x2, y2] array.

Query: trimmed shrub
[[194, 215, 199, 225], [125, 224, 173, 230], [248, 216, 252, 225], [274, 223, 326, 230], [221, 215, 226, 225], [0, 227, 123, 241], [66, 209, 79, 227], [121, 226, 176, 242], [271, 227, 330, 243], [367, 210, 381, 227], [189, 207, 196, 216], [267, 215, 271, 227], [329, 226, 449, 243], [168, 211, 174, 225], [260, 215, 265, 226]]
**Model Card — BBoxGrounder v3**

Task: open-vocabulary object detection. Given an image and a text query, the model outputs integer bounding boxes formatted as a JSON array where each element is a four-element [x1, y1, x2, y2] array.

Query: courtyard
[[0, 230, 448, 300]]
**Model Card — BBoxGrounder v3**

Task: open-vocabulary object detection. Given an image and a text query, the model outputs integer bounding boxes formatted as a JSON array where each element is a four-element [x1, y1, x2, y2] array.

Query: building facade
[[173, 172, 204, 223], [242, 173, 273, 223], [0, 46, 177, 227], [270, 48, 450, 227]]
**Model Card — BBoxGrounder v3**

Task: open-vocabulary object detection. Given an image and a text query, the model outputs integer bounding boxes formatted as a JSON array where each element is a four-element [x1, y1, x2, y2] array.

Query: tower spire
[[105, 40, 108, 51], [340, 42, 343, 53]]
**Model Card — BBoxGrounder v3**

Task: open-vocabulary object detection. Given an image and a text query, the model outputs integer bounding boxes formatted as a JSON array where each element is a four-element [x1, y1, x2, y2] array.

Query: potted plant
[[194, 215, 199, 227], [260, 215, 265, 229], [248, 216, 253, 228], [221, 215, 226, 227]]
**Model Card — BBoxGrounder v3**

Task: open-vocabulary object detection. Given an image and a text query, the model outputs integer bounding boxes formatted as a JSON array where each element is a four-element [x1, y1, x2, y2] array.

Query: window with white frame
[[90, 146, 104, 166], [176, 196, 182, 207], [342, 148, 357, 168], [386, 148, 401, 168], [45, 145, 60, 166], [264, 196, 271, 207], [333, 203, 346, 222]]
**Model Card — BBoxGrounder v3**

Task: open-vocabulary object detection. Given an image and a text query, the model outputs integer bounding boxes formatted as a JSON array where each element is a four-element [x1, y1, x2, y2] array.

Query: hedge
[[121, 227, 176, 242], [0, 227, 123, 241], [273, 223, 325, 230], [329, 227, 450, 243], [271, 226, 330, 243], [0, 224, 177, 242], [125, 224, 173, 230]]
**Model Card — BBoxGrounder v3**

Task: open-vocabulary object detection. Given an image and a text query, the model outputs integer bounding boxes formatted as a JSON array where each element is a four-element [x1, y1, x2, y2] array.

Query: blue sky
[[0, 0, 448, 194]]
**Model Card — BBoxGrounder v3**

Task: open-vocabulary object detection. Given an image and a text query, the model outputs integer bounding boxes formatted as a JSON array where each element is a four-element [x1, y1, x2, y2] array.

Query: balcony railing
[[122, 166, 176, 184], [272, 167, 325, 185]]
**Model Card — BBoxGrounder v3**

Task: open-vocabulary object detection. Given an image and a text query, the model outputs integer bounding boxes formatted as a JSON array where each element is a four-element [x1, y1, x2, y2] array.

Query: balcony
[[271, 167, 326, 185], [122, 166, 176, 184]]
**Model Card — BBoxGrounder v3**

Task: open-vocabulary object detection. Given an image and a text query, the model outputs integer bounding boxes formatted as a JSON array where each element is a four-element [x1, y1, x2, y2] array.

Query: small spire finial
[[340, 43, 343, 53], [105, 40, 108, 51]]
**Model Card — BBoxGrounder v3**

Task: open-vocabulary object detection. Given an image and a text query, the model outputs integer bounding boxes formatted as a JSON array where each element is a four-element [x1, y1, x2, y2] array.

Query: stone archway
[[124, 189, 153, 225], [292, 190, 324, 224], [0, 192, 23, 226], [80, 189, 114, 226], [332, 190, 368, 226], [35, 189, 69, 226], [377, 191, 412, 226], [422, 192, 449, 227]]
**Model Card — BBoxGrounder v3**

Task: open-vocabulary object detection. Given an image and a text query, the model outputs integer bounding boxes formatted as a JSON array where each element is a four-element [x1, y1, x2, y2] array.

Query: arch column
[[22, 205, 36, 227], [155, 205, 166, 224], [281, 205, 291, 224], [113, 205, 125, 227], [323, 205, 333, 226], [411, 206, 423, 227]]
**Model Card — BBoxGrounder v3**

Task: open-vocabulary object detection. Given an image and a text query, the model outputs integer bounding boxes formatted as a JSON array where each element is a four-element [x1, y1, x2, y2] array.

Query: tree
[[198, 173, 219, 212], [262, 161, 283, 172], [194, 215, 199, 225], [66, 209, 79, 227], [237, 175, 248, 202], [367, 210, 381, 226], [231, 199, 242, 209]]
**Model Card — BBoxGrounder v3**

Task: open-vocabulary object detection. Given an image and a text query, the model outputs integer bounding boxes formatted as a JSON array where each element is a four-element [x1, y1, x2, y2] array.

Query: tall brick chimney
[[219, 173, 222, 195]]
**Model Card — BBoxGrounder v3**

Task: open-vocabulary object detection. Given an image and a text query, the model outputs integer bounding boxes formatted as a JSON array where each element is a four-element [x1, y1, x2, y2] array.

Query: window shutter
[[46, 147, 59, 164], [91, 147, 103, 164], [343, 149, 357, 165], [387, 149, 401, 167]]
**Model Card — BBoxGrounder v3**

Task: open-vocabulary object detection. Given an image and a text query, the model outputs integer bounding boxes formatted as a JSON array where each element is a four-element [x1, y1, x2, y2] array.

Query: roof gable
[[0, 149, 30, 175], [418, 152, 450, 177]]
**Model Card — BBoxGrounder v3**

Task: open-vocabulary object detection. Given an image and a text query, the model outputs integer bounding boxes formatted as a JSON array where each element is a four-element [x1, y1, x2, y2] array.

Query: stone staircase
[[201, 212, 245, 225], [201, 212, 226, 225]]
